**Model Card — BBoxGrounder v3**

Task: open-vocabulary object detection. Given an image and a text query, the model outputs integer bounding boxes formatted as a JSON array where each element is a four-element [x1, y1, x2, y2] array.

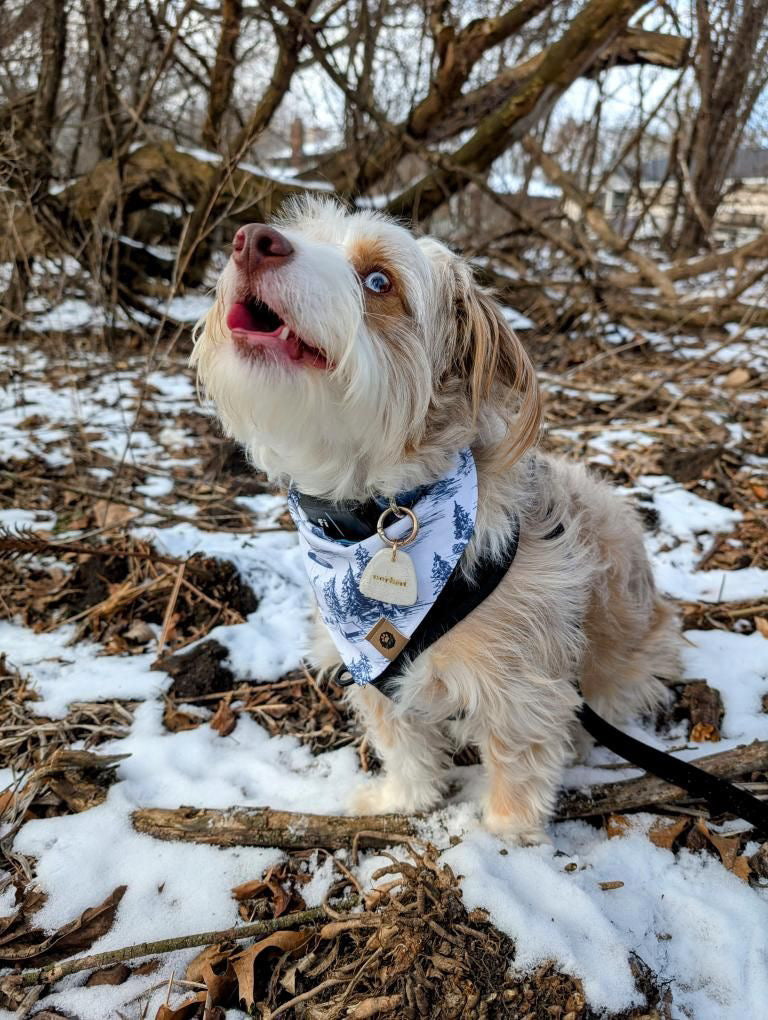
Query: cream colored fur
[[192, 198, 681, 843]]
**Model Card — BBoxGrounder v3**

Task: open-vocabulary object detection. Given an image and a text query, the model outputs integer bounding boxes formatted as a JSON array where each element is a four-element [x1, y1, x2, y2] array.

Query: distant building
[[603, 147, 768, 244]]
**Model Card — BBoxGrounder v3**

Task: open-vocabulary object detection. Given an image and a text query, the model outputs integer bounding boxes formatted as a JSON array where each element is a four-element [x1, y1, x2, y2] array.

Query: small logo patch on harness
[[365, 617, 408, 660]]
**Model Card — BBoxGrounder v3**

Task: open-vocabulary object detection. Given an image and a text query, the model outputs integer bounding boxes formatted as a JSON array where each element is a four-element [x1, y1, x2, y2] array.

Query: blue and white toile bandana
[[287, 448, 478, 685]]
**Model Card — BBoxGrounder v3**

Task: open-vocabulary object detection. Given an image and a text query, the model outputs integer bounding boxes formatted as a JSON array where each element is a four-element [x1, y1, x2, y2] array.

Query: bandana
[[287, 449, 478, 685]]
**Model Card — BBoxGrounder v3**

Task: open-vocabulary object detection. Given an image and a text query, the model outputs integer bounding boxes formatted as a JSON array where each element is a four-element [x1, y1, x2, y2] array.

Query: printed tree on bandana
[[431, 552, 453, 595], [348, 654, 373, 684], [354, 545, 371, 579], [323, 577, 343, 622], [340, 565, 360, 616], [452, 501, 473, 555]]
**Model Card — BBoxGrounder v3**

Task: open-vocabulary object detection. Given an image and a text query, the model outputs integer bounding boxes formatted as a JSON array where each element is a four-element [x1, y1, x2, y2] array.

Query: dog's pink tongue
[[227, 302, 269, 333]]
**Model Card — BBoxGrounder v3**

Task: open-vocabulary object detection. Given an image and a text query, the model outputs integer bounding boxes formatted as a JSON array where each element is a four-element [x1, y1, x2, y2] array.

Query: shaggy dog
[[192, 198, 680, 843]]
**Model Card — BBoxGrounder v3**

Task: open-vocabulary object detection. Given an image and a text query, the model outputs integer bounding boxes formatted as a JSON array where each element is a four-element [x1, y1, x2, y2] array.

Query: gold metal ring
[[376, 505, 419, 548]]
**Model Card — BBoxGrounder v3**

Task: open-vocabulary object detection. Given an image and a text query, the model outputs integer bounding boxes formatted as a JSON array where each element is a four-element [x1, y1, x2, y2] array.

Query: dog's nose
[[232, 224, 294, 271]]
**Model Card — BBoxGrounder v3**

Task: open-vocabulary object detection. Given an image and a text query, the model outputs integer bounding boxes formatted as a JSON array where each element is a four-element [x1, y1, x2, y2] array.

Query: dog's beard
[[194, 282, 435, 499]]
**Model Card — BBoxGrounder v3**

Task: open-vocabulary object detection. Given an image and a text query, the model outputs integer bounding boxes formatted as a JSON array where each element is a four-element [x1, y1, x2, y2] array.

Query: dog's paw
[[348, 777, 441, 816], [483, 811, 551, 847]]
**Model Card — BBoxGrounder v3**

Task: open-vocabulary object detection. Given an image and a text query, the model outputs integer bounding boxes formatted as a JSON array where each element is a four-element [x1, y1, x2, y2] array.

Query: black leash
[[577, 703, 768, 831]]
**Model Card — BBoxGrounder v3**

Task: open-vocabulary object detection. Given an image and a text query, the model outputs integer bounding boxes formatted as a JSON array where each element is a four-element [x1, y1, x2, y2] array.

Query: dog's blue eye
[[363, 270, 392, 294]]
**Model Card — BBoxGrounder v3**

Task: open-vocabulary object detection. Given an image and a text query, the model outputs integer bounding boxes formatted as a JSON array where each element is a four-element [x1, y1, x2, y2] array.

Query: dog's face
[[192, 198, 540, 498]]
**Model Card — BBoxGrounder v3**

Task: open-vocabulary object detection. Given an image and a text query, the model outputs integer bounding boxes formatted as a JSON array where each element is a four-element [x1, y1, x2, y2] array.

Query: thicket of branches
[[2, 0, 768, 340]]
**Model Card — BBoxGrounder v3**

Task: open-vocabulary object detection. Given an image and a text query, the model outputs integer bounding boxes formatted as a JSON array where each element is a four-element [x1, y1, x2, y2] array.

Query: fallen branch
[[132, 742, 768, 848], [133, 805, 418, 849], [2, 897, 358, 992], [428, 28, 690, 144], [388, 0, 645, 221]]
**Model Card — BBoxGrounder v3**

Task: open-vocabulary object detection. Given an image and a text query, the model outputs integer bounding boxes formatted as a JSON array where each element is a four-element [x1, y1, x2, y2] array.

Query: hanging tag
[[358, 503, 420, 606], [359, 545, 418, 606]]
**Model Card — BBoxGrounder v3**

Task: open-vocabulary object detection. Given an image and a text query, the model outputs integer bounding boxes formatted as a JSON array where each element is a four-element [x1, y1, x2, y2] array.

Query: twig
[[268, 977, 347, 1019], [5, 897, 359, 991], [133, 805, 419, 851], [157, 561, 186, 655]]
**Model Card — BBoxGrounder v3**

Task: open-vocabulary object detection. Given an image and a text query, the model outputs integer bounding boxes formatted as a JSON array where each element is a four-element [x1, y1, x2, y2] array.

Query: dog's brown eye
[[362, 270, 391, 294]]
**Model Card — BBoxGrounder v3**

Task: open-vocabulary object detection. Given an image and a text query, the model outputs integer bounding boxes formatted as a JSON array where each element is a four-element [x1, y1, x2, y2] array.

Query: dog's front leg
[[347, 684, 448, 815], [480, 722, 567, 845]]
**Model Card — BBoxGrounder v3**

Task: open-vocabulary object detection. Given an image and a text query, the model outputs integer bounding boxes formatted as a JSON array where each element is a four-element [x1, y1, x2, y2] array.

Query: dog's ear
[[450, 255, 542, 464]]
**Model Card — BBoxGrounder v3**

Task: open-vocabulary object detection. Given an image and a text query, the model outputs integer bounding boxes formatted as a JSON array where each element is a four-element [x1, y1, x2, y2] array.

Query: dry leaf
[[755, 617, 768, 639], [731, 855, 752, 882], [231, 930, 312, 1010], [0, 885, 126, 964], [0, 789, 16, 816], [690, 721, 719, 742], [648, 816, 689, 850], [85, 962, 131, 986], [598, 881, 624, 890], [155, 993, 205, 1020], [211, 700, 237, 737], [163, 702, 205, 733], [204, 961, 237, 1008], [91, 499, 137, 528], [185, 944, 229, 983], [605, 814, 631, 839], [723, 366, 750, 388], [693, 818, 746, 875], [232, 877, 290, 919]]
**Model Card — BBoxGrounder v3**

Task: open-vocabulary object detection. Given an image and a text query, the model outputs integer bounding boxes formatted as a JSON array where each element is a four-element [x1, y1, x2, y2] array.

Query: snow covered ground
[[1, 333, 767, 1019]]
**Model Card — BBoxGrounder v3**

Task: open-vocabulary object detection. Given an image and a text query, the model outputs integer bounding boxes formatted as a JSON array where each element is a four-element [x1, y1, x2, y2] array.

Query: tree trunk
[[675, 0, 768, 255], [202, 0, 243, 152], [0, 0, 66, 333]]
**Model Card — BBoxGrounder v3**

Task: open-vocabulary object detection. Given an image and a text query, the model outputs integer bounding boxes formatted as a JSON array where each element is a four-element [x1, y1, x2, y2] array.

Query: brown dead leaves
[[606, 813, 756, 883], [153, 845, 592, 1020], [159, 658, 357, 756], [0, 886, 125, 967], [156, 930, 312, 1019], [232, 930, 313, 1011], [673, 680, 724, 742], [233, 858, 311, 922], [0, 537, 257, 656], [647, 816, 753, 880]]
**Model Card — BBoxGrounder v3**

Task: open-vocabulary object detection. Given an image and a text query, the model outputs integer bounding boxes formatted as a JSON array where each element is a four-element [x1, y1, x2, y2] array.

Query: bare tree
[[673, 0, 768, 254], [2, 0, 768, 340], [202, 0, 244, 151]]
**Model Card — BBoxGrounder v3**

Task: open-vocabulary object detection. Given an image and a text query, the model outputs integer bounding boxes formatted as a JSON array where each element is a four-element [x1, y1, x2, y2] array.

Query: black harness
[[298, 492, 768, 832]]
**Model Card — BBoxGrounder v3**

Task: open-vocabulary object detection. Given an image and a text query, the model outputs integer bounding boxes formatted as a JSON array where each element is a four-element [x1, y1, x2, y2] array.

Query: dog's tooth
[[279, 326, 290, 340]]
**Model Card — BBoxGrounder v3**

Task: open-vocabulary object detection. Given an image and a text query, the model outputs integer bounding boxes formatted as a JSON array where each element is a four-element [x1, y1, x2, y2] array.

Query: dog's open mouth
[[226, 298, 330, 370]]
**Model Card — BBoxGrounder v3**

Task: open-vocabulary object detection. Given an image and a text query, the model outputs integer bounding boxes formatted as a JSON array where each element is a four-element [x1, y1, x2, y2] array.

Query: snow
[[2, 340, 768, 1019], [635, 475, 768, 602], [501, 305, 535, 330], [444, 822, 768, 1018], [683, 630, 768, 744], [0, 622, 170, 718]]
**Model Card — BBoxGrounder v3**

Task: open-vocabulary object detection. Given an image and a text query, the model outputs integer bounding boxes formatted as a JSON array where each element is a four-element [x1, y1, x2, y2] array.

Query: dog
[[192, 197, 681, 843]]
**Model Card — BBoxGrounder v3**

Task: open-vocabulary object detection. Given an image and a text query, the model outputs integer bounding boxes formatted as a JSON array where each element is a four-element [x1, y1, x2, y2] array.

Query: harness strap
[[333, 515, 521, 699]]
